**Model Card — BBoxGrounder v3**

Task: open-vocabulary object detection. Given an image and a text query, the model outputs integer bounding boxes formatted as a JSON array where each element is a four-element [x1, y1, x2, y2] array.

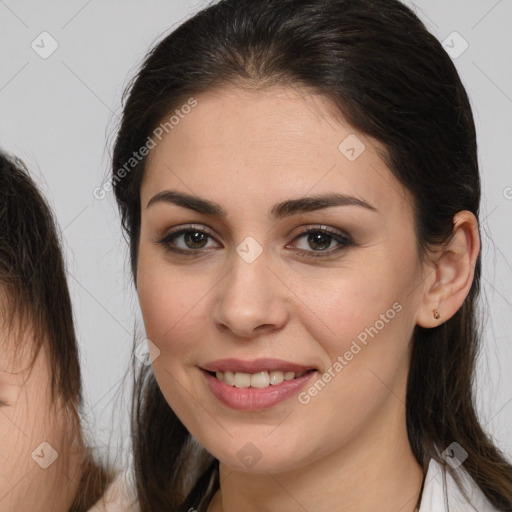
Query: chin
[[200, 435, 312, 475]]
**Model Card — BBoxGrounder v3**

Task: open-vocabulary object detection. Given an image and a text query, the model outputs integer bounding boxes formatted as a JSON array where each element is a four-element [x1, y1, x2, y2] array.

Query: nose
[[212, 249, 290, 339]]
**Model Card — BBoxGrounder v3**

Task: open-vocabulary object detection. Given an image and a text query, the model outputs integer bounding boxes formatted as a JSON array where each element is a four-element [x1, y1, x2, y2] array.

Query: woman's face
[[137, 85, 431, 472], [0, 309, 81, 511]]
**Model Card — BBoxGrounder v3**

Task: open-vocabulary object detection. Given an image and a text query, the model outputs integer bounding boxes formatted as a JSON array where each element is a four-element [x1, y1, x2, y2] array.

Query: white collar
[[418, 457, 499, 512], [89, 455, 501, 512]]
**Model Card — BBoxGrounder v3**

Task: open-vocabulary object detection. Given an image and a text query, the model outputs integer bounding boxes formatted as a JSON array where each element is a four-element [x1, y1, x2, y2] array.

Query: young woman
[[108, 0, 512, 510], [0, 150, 112, 511]]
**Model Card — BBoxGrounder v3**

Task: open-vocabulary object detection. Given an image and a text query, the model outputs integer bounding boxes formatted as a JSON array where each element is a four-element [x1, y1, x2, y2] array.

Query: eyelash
[[155, 224, 354, 259]]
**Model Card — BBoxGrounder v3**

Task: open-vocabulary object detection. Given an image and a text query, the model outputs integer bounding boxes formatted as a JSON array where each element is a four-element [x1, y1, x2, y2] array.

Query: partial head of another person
[[0, 150, 111, 511]]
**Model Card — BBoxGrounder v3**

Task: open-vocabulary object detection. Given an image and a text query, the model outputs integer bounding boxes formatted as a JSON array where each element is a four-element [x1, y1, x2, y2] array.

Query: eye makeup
[[154, 223, 355, 259]]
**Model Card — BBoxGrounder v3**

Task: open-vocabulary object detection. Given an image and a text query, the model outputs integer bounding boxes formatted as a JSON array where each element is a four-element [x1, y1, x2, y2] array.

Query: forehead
[[142, 85, 413, 219]]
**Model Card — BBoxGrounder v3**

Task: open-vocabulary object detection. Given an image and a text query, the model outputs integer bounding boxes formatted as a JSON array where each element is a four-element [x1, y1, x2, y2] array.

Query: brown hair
[[111, 0, 512, 510], [0, 149, 113, 511]]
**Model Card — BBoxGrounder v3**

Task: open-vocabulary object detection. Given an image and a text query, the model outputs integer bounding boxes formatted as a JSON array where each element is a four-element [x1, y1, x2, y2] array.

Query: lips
[[199, 358, 319, 410]]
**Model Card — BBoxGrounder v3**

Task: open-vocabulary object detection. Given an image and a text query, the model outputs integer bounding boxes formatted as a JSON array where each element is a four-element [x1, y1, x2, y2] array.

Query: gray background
[[0, 0, 511, 467]]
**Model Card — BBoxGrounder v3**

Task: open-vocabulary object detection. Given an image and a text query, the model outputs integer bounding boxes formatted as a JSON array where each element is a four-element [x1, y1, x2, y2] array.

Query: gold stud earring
[[433, 309, 440, 320]]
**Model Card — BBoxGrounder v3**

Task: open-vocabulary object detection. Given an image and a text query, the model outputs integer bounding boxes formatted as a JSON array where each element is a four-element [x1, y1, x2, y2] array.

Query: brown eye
[[156, 224, 219, 255], [305, 231, 335, 251], [288, 226, 354, 258], [179, 230, 209, 249]]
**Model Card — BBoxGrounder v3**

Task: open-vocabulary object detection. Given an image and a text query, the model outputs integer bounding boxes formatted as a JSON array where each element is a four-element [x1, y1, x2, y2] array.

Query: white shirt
[[88, 457, 501, 512], [419, 457, 500, 511]]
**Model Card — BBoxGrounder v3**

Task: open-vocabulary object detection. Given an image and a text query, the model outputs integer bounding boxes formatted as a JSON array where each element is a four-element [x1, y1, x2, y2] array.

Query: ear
[[416, 210, 480, 328]]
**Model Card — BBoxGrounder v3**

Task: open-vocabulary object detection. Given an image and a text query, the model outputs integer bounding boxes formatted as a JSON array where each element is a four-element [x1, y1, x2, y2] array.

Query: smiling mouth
[[206, 369, 317, 389]]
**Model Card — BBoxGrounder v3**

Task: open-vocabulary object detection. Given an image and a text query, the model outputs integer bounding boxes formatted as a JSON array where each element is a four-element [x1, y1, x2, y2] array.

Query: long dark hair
[[0, 150, 112, 511], [111, 0, 512, 510]]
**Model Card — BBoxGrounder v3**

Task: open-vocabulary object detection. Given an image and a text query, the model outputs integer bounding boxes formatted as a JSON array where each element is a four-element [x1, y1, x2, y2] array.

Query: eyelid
[[156, 222, 353, 258], [158, 223, 350, 241], [162, 223, 216, 238], [291, 224, 350, 238], [156, 224, 220, 247]]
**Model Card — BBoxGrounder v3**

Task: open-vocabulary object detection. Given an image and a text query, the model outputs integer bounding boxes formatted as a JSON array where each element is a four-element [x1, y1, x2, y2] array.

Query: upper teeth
[[215, 370, 306, 388]]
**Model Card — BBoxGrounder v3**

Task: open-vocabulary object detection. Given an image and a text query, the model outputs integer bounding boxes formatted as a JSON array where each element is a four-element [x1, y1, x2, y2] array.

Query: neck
[[207, 398, 424, 512]]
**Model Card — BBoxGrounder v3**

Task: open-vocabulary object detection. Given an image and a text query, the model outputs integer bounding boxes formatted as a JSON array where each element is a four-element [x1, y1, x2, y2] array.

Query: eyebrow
[[146, 190, 377, 219]]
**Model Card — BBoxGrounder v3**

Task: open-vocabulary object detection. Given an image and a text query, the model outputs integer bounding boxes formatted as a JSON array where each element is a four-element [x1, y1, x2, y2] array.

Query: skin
[[136, 85, 480, 512], [0, 308, 84, 511]]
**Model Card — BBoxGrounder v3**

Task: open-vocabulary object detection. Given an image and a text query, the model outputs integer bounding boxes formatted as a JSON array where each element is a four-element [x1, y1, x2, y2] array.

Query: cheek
[[296, 253, 417, 400], [0, 410, 28, 481], [287, 260, 410, 357], [287, 284, 414, 462], [136, 264, 212, 432], [288, 258, 418, 425], [136, 252, 212, 358], [0, 393, 52, 505]]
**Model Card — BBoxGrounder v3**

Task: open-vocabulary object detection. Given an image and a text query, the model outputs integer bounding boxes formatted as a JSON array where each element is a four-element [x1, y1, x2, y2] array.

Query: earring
[[433, 309, 440, 320]]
